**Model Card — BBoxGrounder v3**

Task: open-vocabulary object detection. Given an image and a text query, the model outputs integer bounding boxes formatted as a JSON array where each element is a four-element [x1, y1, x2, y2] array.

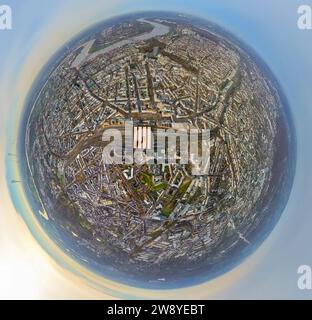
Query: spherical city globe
[[21, 12, 295, 288]]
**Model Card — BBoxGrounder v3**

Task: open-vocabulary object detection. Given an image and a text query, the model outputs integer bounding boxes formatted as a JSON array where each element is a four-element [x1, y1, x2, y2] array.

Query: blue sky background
[[1, 0, 312, 299]]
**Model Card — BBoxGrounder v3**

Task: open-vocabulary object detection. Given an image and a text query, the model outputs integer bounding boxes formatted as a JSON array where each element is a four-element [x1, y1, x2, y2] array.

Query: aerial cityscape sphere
[[21, 12, 295, 288]]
